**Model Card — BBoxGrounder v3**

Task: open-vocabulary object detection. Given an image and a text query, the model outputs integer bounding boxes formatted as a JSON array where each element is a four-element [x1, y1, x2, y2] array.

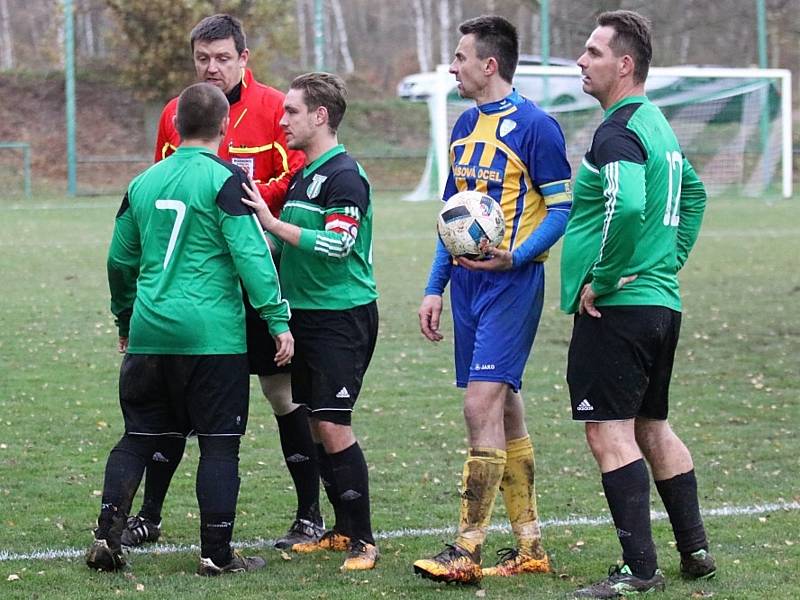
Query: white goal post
[[409, 65, 792, 201]]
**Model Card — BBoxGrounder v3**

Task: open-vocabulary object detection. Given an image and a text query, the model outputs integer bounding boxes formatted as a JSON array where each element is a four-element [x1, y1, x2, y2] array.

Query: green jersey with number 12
[[560, 96, 707, 314], [108, 146, 290, 354]]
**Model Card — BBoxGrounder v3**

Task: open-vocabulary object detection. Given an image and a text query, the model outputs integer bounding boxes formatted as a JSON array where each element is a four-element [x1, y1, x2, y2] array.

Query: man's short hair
[[176, 83, 229, 140], [597, 10, 652, 84], [458, 15, 519, 84], [190, 14, 246, 55], [290, 72, 348, 133]]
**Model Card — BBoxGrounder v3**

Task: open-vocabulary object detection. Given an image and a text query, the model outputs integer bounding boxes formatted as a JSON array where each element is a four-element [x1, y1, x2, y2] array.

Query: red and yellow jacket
[[154, 68, 304, 215]]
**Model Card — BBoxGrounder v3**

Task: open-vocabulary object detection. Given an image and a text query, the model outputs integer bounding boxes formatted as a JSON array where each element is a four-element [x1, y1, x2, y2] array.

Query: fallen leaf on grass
[[279, 551, 292, 561], [569, 539, 585, 551]]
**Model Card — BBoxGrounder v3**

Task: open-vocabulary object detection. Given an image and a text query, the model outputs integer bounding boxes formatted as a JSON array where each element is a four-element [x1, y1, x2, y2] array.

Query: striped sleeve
[[297, 205, 361, 260], [590, 160, 646, 297], [675, 156, 706, 270]]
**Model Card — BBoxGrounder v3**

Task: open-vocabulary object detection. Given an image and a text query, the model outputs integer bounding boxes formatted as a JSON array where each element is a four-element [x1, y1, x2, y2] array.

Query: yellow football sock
[[500, 435, 544, 558], [455, 447, 506, 557]]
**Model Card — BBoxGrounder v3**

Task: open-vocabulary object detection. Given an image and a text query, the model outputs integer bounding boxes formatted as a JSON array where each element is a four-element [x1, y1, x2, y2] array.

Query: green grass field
[[0, 192, 798, 599]]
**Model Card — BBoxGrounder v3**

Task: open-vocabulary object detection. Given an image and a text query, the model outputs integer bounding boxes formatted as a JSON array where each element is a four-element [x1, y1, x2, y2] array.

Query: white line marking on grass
[[700, 228, 800, 239], [387, 500, 800, 539], [0, 202, 118, 211], [1, 500, 797, 563]]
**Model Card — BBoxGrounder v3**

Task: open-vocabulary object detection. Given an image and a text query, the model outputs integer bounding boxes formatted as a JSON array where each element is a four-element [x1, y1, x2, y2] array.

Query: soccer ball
[[436, 190, 505, 259]]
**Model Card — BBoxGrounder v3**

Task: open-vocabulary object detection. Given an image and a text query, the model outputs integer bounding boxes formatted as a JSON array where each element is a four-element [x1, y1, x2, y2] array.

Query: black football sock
[[101, 434, 153, 517], [139, 436, 186, 523], [317, 443, 348, 534], [95, 504, 126, 546], [197, 436, 240, 564], [98, 434, 154, 540], [655, 469, 708, 555], [200, 512, 237, 566], [329, 442, 374, 546], [602, 459, 658, 579], [276, 407, 321, 523]]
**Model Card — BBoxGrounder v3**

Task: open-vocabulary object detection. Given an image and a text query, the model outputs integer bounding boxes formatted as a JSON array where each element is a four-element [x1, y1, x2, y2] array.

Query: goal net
[[407, 65, 792, 201]]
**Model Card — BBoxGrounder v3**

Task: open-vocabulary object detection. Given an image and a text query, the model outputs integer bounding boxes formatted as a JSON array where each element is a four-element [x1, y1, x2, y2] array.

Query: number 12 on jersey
[[664, 151, 682, 227]]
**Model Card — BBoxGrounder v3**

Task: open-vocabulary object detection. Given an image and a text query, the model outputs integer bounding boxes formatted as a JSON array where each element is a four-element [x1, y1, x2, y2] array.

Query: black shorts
[[243, 287, 292, 377], [291, 301, 379, 425], [567, 306, 681, 422], [119, 353, 250, 436]]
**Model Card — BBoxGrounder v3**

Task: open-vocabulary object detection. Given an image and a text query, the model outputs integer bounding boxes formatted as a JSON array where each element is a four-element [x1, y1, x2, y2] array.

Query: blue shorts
[[450, 261, 545, 391]]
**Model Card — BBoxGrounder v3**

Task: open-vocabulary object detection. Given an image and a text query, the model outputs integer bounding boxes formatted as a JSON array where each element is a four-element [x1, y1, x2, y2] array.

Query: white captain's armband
[[314, 206, 361, 258]]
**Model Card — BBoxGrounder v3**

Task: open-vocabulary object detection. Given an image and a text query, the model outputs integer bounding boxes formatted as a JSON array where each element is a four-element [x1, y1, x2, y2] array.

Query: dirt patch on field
[[0, 74, 151, 194], [0, 73, 431, 195]]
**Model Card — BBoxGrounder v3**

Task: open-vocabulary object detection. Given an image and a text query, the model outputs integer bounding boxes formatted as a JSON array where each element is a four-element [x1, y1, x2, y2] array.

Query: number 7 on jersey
[[155, 199, 186, 269]]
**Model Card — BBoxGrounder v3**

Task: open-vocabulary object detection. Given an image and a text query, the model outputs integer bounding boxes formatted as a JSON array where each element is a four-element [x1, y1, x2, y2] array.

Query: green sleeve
[[297, 227, 356, 260], [590, 160, 645, 297], [107, 195, 140, 337], [676, 157, 706, 270], [220, 211, 290, 336]]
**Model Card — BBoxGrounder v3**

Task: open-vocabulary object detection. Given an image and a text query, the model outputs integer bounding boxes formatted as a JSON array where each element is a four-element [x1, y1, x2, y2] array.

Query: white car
[[396, 71, 441, 102], [397, 55, 582, 105], [397, 55, 684, 110]]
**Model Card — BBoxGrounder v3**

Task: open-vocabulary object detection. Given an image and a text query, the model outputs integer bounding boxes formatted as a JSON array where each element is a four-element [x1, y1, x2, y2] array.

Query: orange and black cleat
[[292, 529, 350, 553], [341, 539, 379, 571], [481, 547, 551, 577], [413, 543, 482, 584]]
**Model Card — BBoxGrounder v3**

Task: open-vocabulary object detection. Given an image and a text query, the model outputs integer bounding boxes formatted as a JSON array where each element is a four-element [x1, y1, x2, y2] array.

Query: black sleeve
[[324, 168, 370, 214], [216, 167, 255, 216], [116, 192, 130, 218], [590, 121, 647, 168]]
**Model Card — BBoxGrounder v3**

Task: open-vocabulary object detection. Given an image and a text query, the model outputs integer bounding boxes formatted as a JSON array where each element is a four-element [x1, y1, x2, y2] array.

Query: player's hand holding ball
[[437, 190, 507, 270], [436, 190, 511, 271]]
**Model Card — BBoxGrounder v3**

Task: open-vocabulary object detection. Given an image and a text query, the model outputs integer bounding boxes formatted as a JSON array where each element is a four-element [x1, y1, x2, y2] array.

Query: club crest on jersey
[[307, 174, 328, 199], [231, 157, 254, 177], [499, 119, 517, 137]]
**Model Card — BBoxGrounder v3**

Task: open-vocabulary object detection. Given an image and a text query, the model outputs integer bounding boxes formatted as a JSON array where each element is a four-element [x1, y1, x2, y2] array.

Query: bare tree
[[77, 0, 98, 59], [422, 0, 433, 66], [411, 0, 430, 71], [0, 0, 13, 69], [453, 0, 462, 29], [330, 0, 354, 73], [296, 0, 309, 68], [438, 0, 450, 65], [678, 4, 693, 64]]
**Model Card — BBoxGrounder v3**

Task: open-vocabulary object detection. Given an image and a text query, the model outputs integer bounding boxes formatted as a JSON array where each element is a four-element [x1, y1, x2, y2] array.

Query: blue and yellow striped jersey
[[444, 90, 572, 259]]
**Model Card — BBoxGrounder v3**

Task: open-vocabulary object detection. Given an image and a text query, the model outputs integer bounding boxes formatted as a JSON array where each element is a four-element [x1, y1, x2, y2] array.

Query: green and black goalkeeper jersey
[[273, 144, 378, 310], [560, 96, 706, 314], [108, 145, 290, 354]]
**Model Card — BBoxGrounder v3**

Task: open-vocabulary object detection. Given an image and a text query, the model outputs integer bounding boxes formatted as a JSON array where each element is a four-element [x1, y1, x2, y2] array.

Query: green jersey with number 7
[[560, 96, 707, 314], [108, 146, 290, 354]]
